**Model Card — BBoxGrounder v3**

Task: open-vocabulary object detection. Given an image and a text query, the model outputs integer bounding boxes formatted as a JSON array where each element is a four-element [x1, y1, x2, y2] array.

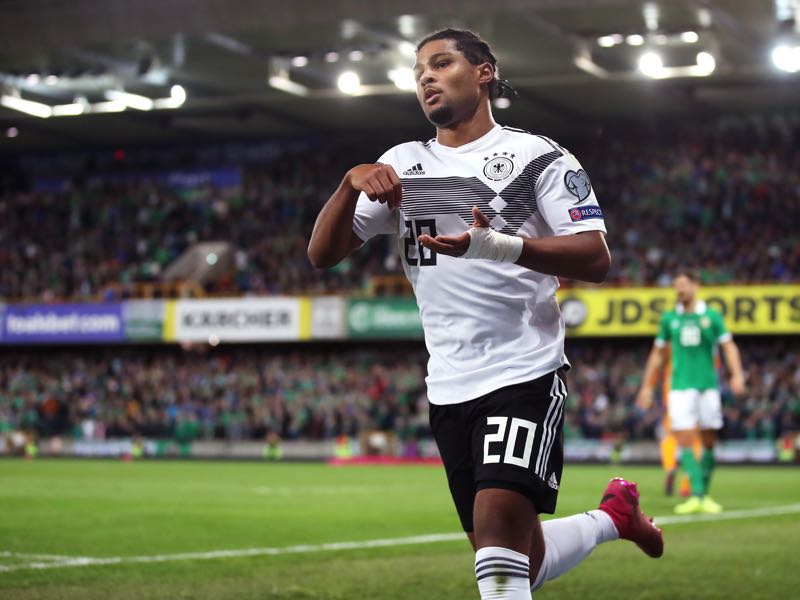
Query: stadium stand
[[1, 339, 797, 444], [1, 116, 798, 300]]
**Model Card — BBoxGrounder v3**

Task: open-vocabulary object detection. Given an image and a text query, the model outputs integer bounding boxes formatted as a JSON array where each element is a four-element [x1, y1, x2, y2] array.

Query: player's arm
[[721, 339, 745, 396], [419, 150, 610, 282], [636, 344, 665, 410], [417, 206, 610, 282], [308, 163, 402, 268], [636, 311, 670, 410], [515, 230, 610, 283]]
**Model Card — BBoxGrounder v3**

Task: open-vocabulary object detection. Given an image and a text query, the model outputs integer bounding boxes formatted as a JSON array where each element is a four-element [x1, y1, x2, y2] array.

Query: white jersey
[[352, 124, 607, 405]]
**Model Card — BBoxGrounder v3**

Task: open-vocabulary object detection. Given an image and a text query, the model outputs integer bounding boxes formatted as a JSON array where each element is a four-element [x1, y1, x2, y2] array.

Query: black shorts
[[429, 369, 567, 532]]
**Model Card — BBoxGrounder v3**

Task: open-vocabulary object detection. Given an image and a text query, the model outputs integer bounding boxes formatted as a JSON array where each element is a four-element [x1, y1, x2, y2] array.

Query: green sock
[[701, 449, 716, 495], [680, 448, 704, 497]]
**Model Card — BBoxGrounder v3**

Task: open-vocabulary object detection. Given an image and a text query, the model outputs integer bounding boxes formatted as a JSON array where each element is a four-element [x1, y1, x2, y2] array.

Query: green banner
[[347, 298, 423, 338], [123, 300, 166, 341]]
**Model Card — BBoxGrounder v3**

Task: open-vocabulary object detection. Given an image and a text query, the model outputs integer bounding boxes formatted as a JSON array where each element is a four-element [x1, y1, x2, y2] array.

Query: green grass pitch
[[1, 459, 799, 599]]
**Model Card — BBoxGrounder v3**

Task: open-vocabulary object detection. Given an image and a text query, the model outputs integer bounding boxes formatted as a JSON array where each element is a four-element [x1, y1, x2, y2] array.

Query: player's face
[[673, 275, 698, 304], [413, 39, 486, 127]]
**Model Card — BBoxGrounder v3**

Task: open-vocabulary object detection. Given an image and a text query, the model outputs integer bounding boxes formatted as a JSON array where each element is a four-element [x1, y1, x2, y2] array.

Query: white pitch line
[[653, 502, 800, 526], [0, 533, 466, 573], [2, 503, 799, 574], [0, 551, 85, 561]]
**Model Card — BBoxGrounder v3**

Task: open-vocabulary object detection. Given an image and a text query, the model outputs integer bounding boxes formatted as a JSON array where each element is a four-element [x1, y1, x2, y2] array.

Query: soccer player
[[308, 29, 663, 599], [637, 268, 745, 514]]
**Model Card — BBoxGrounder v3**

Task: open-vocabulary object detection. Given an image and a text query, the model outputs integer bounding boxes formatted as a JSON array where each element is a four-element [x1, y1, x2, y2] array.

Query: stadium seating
[[1, 339, 796, 443], [1, 116, 798, 300]]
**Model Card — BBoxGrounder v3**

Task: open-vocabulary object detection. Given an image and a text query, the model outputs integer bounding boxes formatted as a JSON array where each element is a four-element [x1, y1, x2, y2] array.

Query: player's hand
[[345, 163, 403, 209], [418, 206, 490, 256], [636, 387, 653, 410], [730, 373, 745, 397]]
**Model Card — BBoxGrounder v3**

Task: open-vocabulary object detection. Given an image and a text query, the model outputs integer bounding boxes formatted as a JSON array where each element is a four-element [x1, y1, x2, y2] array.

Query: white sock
[[531, 510, 618, 591], [475, 546, 532, 599]]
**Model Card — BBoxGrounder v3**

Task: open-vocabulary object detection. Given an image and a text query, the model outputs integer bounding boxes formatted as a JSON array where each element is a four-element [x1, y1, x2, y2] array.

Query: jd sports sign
[[557, 285, 800, 337]]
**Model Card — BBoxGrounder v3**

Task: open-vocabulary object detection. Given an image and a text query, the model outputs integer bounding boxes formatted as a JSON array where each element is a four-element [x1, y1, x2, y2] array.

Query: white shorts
[[668, 389, 723, 431]]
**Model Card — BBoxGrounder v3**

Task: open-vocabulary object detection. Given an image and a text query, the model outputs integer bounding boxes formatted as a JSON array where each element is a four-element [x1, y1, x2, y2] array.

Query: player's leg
[[669, 389, 705, 513], [466, 496, 653, 594], [467, 374, 562, 600], [528, 476, 663, 591], [659, 407, 679, 496], [697, 389, 724, 512], [699, 428, 717, 491], [469, 372, 661, 598], [472, 488, 537, 599], [659, 430, 678, 496], [432, 400, 533, 599], [428, 400, 478, 534], [673, 427, 704, 513]]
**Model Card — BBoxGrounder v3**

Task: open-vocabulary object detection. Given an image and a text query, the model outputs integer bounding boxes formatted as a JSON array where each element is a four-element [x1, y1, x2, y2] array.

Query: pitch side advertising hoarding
[[122, 300, 166, 341], [164, 298, 310, 342], [346, 298, 423, 339], [1, 303, 125, 344], [557, 285, 800, 336], [310, 297, 346, 339]]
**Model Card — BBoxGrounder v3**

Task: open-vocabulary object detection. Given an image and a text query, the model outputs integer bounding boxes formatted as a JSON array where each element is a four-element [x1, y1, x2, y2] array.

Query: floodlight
[[1, 94, 52, 118], [51, 102, 85, 116], [695, 52, 716, 75], [388, 67, 416, 91], [337, 71, 361, 95], [681, 31, 700, 44], [638, 52, 665, 78], [105, 90, 154, 111], [772, 44, 800, 73]]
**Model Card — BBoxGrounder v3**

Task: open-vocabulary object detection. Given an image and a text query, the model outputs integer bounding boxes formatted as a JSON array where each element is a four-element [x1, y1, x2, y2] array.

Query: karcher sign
[[557, 285, 800, 336], [165, 298, 311, 342]]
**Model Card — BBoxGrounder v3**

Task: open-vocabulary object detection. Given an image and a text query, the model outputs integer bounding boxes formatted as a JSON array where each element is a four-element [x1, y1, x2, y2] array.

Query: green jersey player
[[638, 268, 744, 514]]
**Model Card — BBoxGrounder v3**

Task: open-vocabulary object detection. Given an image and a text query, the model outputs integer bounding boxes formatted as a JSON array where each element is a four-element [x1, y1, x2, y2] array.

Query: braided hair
[[416, 28, 518, 101]]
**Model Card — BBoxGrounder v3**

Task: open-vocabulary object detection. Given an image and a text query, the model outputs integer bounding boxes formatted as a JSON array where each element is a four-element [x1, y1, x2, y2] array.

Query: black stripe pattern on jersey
[[401, 175, 498, 226], [400, 150, 562, 236]]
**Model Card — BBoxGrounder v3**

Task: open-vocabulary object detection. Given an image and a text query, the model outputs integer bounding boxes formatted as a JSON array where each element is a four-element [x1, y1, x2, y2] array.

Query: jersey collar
[[675, 300, 707, 315], [432, 124, 502, 154]]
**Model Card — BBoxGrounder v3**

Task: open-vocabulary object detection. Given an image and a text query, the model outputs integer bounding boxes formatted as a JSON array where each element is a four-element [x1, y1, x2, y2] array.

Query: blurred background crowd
[[1, 115, 799, 448], [2, 338, 798, 445], [2, 116, 799, 301]]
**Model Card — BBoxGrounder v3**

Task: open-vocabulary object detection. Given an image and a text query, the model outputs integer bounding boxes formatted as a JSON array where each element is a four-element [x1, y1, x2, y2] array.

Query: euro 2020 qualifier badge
[[564, 169, 592, 203], [483, 156, 514, 181]]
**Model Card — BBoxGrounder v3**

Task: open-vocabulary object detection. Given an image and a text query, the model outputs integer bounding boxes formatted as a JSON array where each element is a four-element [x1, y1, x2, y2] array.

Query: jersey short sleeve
[[654, 312, 671, 348], [352, 149, 399, 242], [535, 153, 607, 236], [710, 309, 732, 343]]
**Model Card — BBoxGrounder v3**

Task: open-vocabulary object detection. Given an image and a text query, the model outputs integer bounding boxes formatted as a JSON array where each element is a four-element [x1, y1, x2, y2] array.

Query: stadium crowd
[[1, 340, 797, 445], [1, 115, 798, 300]]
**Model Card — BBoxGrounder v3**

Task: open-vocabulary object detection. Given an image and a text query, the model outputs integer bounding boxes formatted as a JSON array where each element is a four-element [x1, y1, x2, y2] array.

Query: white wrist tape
[[462, 227, 523, 263]]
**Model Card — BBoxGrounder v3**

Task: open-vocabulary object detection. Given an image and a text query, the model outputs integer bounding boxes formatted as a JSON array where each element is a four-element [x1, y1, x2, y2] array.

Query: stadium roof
[[1, 0, 798, 152]]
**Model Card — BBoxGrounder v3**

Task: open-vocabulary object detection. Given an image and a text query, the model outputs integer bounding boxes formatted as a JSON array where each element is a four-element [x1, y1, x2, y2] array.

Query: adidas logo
[[403, 163, 425, 176], [547, 473, 559, 490]]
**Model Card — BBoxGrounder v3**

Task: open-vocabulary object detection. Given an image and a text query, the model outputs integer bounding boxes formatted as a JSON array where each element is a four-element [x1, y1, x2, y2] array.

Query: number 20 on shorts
[[483, 416, 537, 468]]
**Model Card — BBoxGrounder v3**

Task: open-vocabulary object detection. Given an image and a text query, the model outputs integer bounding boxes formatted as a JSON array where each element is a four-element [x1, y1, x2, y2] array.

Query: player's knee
[[474, 488, 536, 549]]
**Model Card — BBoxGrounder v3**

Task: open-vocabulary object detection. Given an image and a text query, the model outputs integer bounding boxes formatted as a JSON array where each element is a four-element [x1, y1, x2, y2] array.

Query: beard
[[426, 105, 454, 127]]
